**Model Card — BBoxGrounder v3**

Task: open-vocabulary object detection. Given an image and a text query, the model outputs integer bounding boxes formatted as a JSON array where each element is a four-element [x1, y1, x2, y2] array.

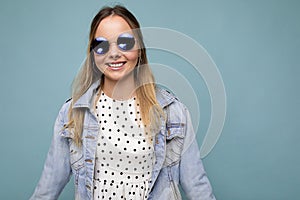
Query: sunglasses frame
[[90, 33, 136, 55]]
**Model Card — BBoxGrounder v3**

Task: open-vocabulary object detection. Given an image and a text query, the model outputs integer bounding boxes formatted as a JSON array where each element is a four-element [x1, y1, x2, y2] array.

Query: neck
[[102, 73, 136, 100]]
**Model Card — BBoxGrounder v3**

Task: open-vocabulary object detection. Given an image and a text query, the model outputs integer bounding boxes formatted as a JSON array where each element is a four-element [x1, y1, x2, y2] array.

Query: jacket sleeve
[[30, 102, 72, 200], [179, 107, 216, 200]]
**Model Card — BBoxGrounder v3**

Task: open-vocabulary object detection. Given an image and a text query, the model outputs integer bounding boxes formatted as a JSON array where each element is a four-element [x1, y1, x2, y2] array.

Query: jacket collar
[[155, 87, 177, 108], [72, 80, 101, 110], [72, 79, 175, 109]]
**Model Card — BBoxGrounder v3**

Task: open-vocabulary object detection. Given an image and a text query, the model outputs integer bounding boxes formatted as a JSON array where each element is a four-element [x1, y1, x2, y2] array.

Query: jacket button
[[85, 159, 92, 163], [167, 129, 171, 136]]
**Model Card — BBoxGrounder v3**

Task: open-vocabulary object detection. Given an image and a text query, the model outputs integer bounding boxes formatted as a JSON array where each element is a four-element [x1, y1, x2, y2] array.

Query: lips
[[106, 61, 126, 70]]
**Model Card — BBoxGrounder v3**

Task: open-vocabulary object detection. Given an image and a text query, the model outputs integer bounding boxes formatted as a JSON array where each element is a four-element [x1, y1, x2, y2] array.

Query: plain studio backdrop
[[0, 0, 299, 199]]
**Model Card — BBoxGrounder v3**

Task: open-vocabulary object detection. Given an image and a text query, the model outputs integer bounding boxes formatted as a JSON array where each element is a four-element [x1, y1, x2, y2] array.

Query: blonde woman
[[30, 5, 216, 200]]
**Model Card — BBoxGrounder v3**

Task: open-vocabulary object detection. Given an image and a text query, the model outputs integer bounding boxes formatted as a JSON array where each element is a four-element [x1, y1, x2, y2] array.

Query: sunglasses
[[91, 33, 136, 55]]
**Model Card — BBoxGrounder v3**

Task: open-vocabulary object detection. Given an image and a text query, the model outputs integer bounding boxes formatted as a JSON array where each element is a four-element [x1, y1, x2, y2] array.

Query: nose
[[108, 43, 121, 60]]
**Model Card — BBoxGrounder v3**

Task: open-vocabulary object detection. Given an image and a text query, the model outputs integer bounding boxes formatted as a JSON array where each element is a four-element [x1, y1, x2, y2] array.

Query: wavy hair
[[65, 5, 164, 146]]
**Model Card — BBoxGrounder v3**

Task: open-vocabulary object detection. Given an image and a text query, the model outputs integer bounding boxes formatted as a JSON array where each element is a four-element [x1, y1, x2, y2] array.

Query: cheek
[[93, 54, 106, 70], [125, 50, 139, 63]]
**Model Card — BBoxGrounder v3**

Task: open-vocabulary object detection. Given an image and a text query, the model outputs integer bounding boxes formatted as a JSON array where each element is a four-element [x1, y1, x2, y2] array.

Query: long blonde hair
[[65, 5, 164, 146]]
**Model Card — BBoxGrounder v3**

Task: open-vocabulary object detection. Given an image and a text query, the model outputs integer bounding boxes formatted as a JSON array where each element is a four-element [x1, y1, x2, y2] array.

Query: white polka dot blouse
[[93, 91, 155, 200]]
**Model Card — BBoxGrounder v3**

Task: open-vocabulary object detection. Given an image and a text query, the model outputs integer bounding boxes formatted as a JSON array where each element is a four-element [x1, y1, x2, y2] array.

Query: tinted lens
[[117, 34, 135, 51], [92, 37, 109, 54]]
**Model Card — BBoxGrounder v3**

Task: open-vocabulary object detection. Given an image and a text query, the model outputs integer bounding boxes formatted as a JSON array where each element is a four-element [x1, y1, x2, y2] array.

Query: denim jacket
[[30, 81, 216, 200]]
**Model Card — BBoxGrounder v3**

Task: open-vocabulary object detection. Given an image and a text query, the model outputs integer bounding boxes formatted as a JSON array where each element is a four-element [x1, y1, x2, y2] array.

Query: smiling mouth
[[107, 62, 126, 69]]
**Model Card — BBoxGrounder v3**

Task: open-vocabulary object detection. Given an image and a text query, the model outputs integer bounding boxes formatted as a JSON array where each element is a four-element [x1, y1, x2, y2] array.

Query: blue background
[[0, 0, 299, 199]]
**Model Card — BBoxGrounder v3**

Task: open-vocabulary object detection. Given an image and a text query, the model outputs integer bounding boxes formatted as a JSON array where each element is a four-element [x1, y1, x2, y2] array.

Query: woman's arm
[[30, 102, 72, 200], [179, 108, 216, 200]]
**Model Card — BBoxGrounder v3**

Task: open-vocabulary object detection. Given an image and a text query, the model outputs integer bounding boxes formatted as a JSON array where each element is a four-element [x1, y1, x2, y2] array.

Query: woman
[[30, 5, 216, 200]]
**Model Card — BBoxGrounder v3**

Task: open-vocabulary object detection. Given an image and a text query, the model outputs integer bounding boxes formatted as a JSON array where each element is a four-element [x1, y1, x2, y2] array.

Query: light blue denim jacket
[[30, 81, 216, 200]]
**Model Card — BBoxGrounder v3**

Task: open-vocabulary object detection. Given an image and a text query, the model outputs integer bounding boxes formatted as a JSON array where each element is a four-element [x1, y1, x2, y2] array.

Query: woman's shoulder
[[156, 86, 187, 110], [56, 98, 73, 119], [156, 87, 189, 126]]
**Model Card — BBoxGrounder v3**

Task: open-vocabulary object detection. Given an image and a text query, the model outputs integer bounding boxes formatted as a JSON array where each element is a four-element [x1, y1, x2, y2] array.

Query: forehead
[[95, 15, 133, 39]]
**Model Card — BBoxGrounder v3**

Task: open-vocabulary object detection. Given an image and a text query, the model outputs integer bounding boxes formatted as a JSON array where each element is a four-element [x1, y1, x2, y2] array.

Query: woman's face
[[93, 15, 139, 84]]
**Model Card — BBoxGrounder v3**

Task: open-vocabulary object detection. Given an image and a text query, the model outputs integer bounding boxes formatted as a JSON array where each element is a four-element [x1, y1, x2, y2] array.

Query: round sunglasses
[[91, 33, 136, 55]]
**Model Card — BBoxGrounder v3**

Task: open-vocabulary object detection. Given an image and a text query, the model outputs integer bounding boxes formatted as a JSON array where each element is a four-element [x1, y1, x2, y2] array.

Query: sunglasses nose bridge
[[107, 42, 122, 58]]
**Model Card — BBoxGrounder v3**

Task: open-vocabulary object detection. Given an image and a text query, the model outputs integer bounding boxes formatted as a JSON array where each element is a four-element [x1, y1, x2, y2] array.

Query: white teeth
[[108, 63, 124, 67]]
